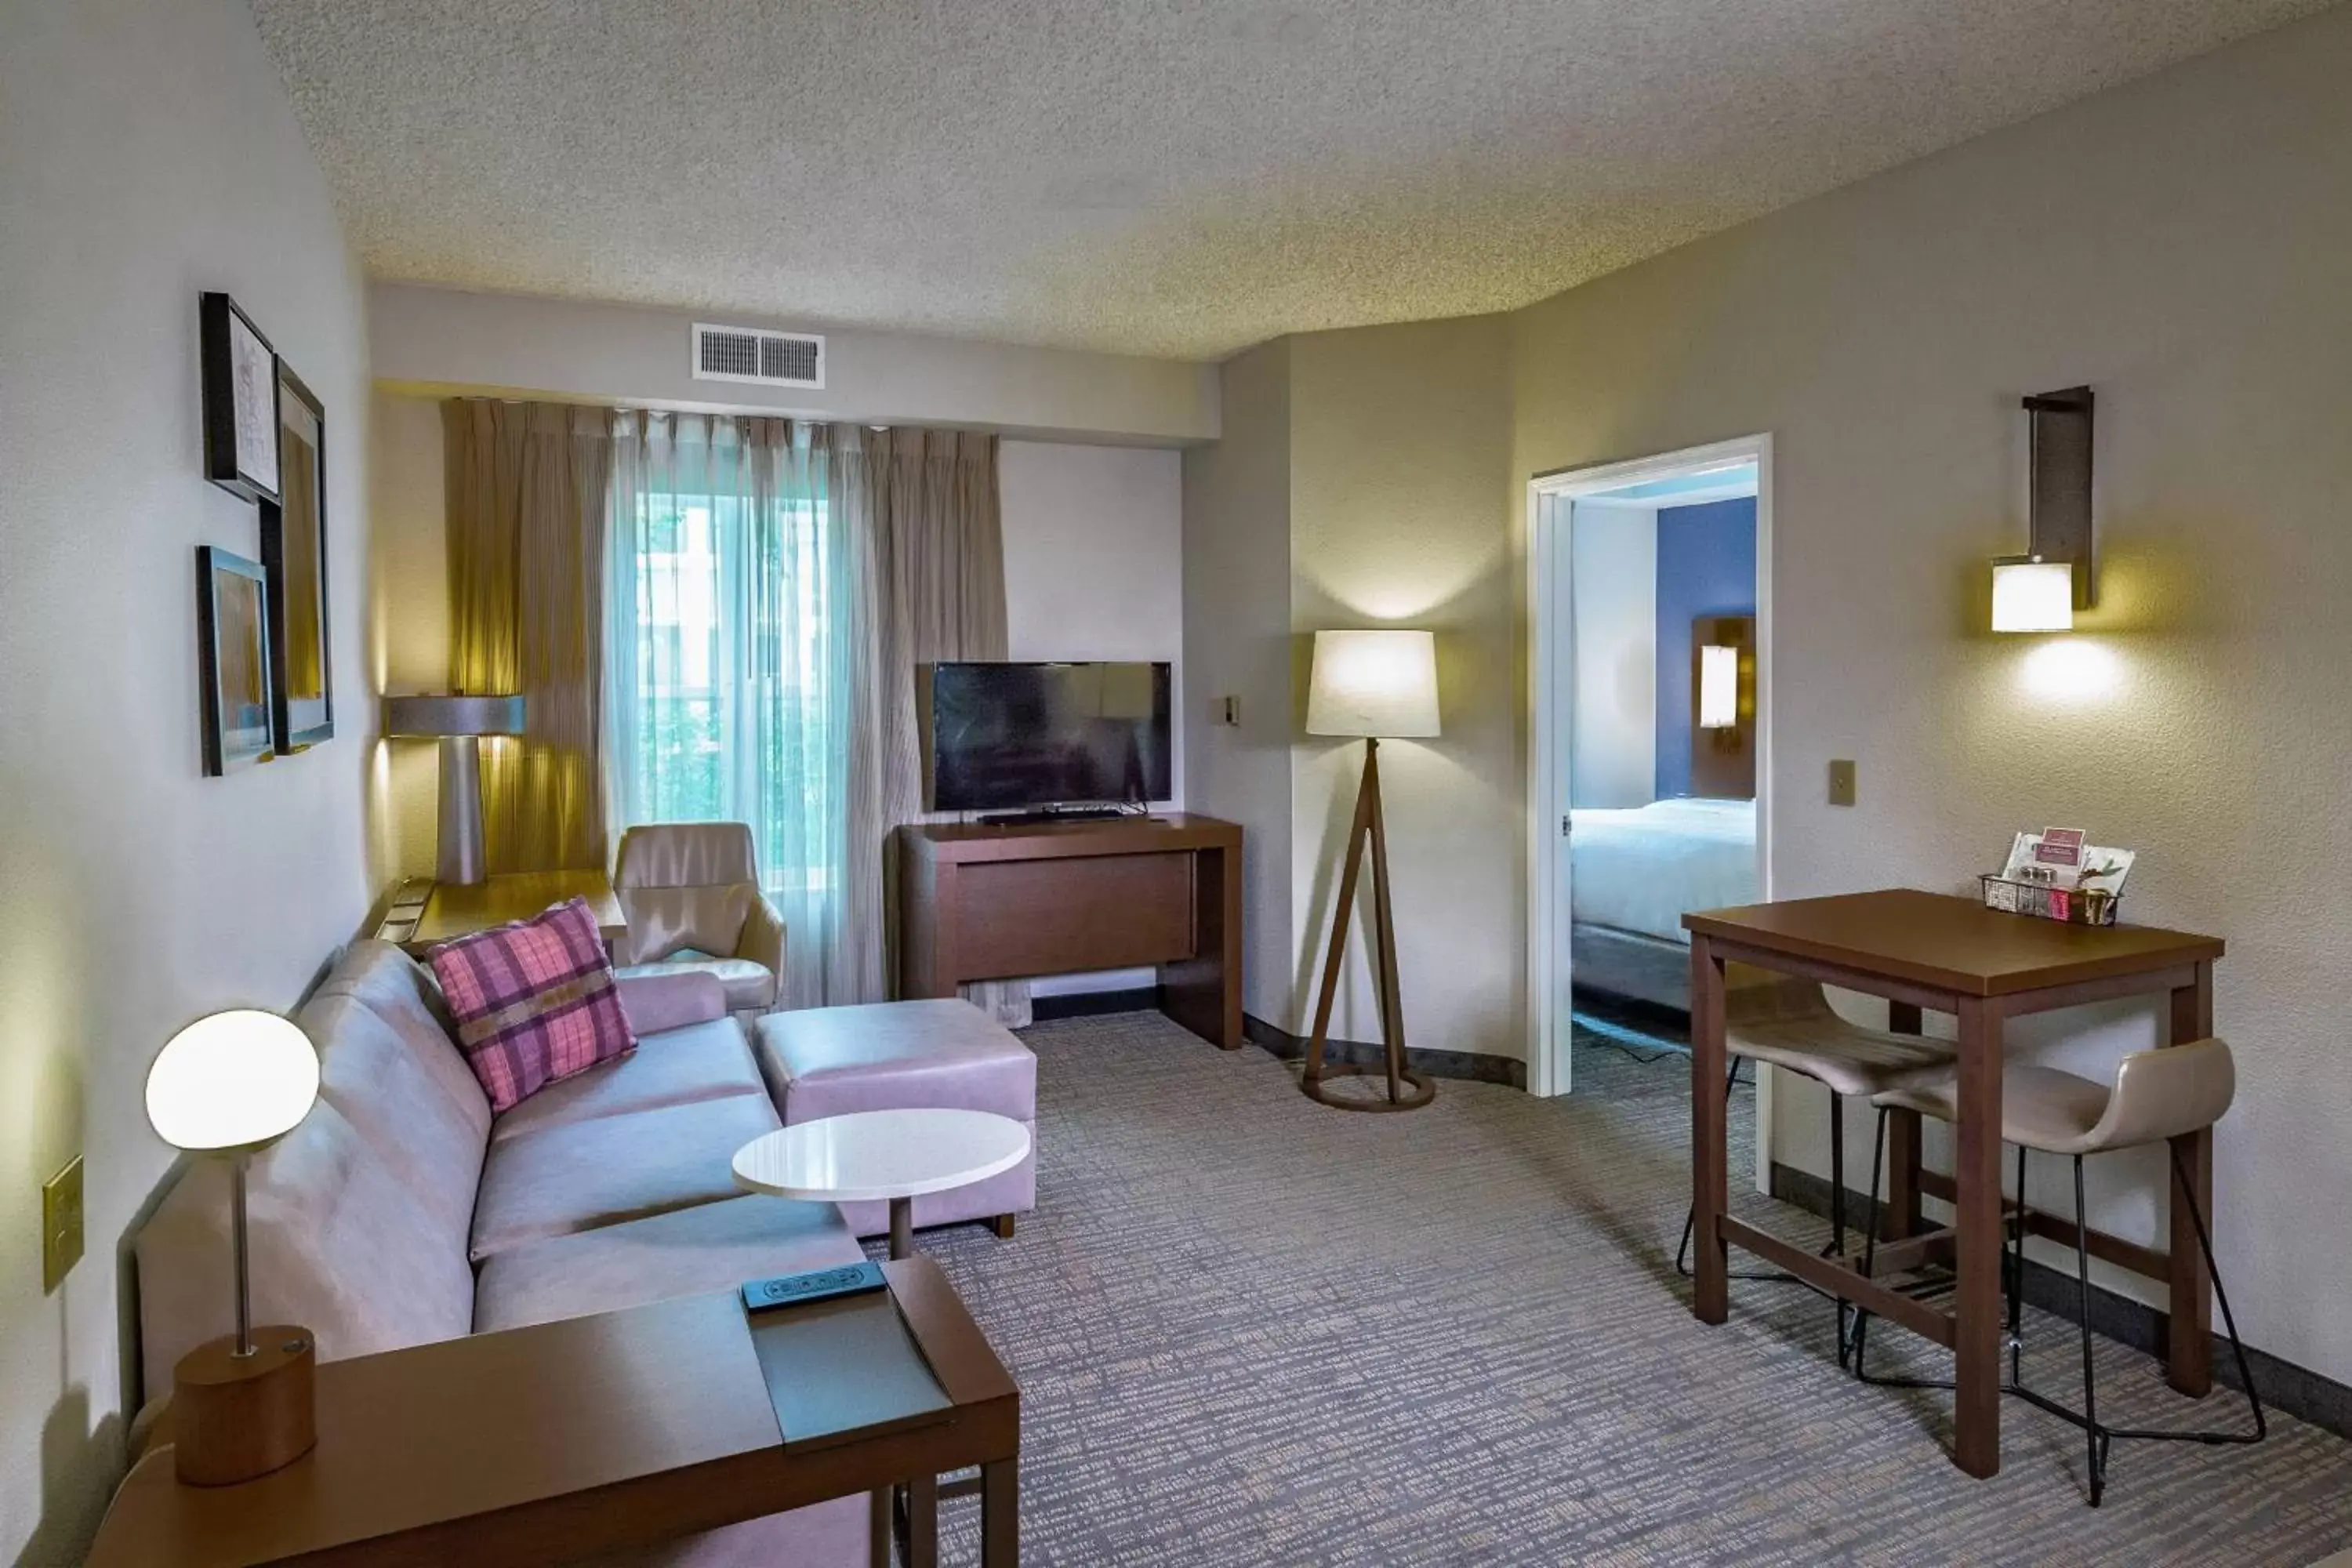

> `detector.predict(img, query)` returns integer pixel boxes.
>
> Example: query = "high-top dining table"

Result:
[1682,887,2224,1478]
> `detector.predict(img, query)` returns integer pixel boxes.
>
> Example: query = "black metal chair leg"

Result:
[1675,1058,1745,1278]
[1846,1105,1889,1373]
[2008,1145,2027,1385]
[2072,1155,2105,1507]
[2168,1142,2267,1443]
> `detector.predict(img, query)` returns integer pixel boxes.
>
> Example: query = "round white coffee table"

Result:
[733,1109,1031,1259]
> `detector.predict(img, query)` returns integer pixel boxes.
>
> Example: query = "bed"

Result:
[1569,796,1757,1012]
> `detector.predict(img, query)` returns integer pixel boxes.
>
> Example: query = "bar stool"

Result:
[1851,1037,2264,1504]
[1677,976,1955,1349]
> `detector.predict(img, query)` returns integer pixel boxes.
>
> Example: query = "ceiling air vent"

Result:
[691,323,826,389]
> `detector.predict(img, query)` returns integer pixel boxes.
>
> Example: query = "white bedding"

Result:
[1570,797,1758,944]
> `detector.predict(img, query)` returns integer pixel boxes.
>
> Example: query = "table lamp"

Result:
[383,693,525,885]
[145,1009,322,1485]
[1301,629,1439,1112]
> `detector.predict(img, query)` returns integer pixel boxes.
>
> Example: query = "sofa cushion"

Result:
[753,1000,1036,1123]
[619,954,775,1013]
[431,897,636,1112]
[615,969,729,1036]
[490,1017,768,1143]
[473,1196,862,1334]
[134,1100,474,1400]
[469,1094,782,1261]
[298,993,486,1247]
[311,939,490,1141]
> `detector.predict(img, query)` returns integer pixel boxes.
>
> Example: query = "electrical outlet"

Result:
[42,1156,83,1294]
[1828,759,1857,808]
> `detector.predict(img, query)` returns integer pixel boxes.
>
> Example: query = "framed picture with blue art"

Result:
[196,546,275,775]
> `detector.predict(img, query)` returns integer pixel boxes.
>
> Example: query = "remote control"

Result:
[741,1261,887,1313]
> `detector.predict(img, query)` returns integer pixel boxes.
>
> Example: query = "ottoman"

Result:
[752,1000,1036,1240]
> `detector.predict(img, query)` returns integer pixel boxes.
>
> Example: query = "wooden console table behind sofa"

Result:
[896,815,1243,1050]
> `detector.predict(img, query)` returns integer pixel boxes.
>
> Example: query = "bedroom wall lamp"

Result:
[1991,387,2094,633]
[1697,644,1739,729]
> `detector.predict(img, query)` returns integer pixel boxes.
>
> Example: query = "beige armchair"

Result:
[611,822,786,1018]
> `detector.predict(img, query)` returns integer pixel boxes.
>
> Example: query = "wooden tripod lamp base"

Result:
[1300,628,1443,1114]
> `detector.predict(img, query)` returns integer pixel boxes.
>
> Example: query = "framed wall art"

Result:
[197,546,275,775]
[263,364,333,751]
[199,292,281,505]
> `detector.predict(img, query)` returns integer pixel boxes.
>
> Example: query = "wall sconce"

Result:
[1698,644,1738,728]
[1991,387,2094,633]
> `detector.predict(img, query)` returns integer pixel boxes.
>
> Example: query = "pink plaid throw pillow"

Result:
[428,897,635,1113]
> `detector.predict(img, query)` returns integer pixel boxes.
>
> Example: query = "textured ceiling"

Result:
[252,0,2328,360]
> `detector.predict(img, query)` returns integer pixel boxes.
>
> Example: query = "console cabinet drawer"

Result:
[954,853,1195,979]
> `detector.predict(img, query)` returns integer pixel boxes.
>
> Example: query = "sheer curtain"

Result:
[603,412,855,1007]
[602,416,1024,1021]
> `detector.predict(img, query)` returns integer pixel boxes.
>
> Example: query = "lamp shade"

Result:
[1991,557,2074,633]
[1306,630,1439,739]
[145,1010,319,1153]
[383,693,526,738]
[1698,644,1739,728]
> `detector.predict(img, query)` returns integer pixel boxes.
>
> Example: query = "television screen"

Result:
[928,662,1173,812]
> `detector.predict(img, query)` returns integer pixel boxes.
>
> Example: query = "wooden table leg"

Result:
[1951,996,2004,1478]
[869,1488,891,1568]
[982,1457,1018,1568]
[1690,935,1729,1324]
[903,1472,938,1568]
[2167,961,2215,1396]
[1885,1002,1925,1241]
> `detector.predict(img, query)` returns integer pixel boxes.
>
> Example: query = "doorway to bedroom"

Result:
[1526,437,1770,1139]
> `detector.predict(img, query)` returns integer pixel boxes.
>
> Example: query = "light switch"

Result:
[1828,759,1857,807]
[1215,695,1240,727]
[42,1156,83,1294]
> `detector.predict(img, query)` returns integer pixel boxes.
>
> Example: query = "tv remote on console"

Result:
[741,1261,888,1313]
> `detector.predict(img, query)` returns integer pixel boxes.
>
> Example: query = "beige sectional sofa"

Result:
[132,939,869,1566]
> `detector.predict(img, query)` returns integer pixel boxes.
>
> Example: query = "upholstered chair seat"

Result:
[612,822,786,1019]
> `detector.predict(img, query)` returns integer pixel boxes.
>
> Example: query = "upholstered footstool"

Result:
[751,1000,1036,1241]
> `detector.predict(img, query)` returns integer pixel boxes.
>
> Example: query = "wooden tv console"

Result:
[896,814,1243,1048]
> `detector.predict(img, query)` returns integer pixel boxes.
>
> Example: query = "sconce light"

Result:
[1698,644,1739,728]
[1991,387,2093,633]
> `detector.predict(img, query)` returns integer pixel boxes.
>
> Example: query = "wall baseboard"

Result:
[1243,1014,1527,1091]
[1769,1160,2348,1443]
[1027,986,1163,1022]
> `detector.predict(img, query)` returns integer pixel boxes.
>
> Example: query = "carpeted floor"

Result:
[897,1012,2352,1566]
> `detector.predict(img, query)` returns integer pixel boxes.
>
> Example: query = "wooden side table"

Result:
[374,869,626,956]
[85,1258,1019,1566]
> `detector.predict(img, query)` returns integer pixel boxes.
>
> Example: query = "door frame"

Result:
[1523,434,1775,1176]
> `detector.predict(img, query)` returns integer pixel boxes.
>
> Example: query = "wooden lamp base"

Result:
[173,1326,317,1486]
[1303,738,1436,1112]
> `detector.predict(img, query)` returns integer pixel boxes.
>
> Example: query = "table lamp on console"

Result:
[144,1008,321,1485]
[1301,628,1440,1112]
[383,693,526,886]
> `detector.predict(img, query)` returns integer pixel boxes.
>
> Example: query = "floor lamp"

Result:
[1302,629,1439,1112]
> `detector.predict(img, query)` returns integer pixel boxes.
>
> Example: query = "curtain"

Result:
[443,401,611,873]
[601,418,1025,1020]
[603,412,854,1007]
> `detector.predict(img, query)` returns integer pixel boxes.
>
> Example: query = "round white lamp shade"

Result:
[1306,630,1440,739]
[146,1009,320,1153]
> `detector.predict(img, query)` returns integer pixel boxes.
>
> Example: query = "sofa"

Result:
[132,939,869,1566]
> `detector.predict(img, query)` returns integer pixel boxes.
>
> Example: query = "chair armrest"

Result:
[737,891,788,1000]
[615,970,728,1035]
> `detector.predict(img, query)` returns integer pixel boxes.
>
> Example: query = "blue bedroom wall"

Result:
[1654,496,1757,798]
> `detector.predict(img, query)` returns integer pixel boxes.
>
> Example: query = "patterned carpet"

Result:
[896,1012,2352,1566]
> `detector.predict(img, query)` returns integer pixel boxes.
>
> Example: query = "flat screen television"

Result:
[927,661,1172,813]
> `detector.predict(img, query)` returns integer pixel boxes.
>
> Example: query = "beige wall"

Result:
[371,283,1220,446]
[1287,320,1519,1054]
[1181,342,1296,1025]
[1506,5,2352,1380]
[0,1,373,1560]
